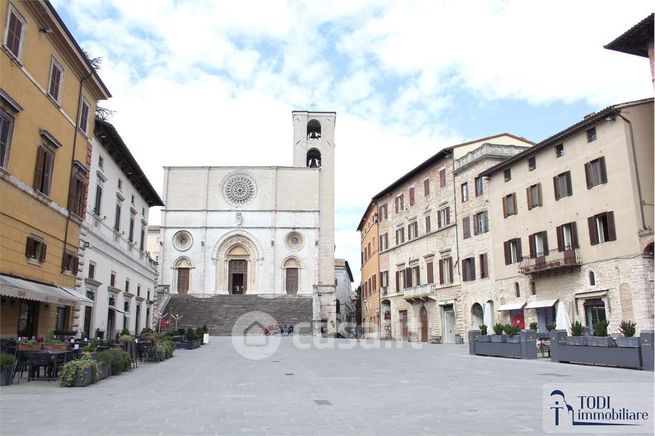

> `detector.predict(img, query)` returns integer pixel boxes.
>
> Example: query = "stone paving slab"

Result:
[0,337,652,435]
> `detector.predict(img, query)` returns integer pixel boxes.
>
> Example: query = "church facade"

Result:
[159,111,337,334]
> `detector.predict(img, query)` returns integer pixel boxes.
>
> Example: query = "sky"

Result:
[52,0,653,284]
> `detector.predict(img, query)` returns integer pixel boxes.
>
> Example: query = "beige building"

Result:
[357,202,380,337]
[480,98,654,335]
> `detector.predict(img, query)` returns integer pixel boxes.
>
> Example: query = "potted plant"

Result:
[491,323,506,343]
[477,324,490,342]
[17,338,41,351]
[546,323,556,332]
[185,328,200,349]
[529,322,538,331]
[44,332,68,351]
[566,321,588,346]
[60,357,97,387]
[588,320,613,347]
[616,321,639,348]
[0,353,15,386]
[505,324,521,343]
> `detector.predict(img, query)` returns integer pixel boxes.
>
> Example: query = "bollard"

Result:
[640,330,654,371]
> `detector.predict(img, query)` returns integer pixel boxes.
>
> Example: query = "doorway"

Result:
[229,260,247,294]
[399,310,409,341]
[17,300,39,337]
[83,306,92,339]
[442,304,455,343]
[420,306,428,342]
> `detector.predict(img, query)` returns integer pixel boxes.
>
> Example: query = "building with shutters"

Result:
[0,1,110,338]
[480,98,654,335]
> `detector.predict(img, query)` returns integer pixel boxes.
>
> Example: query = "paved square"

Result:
[1,337,652,435]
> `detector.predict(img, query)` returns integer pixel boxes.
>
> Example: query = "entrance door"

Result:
[83,306,92,339]
[420,306,428,342]
[399,310,409,341]
[442,305,455,343]
[17,300,39,337]
[229,260,247,294]
[177,268,189,294]
[286,268,298,294]
[107,309,115,340]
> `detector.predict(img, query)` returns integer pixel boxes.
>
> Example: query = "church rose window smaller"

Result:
[286,232,304,250]
[224,173,256,206]
[173,230,193,251]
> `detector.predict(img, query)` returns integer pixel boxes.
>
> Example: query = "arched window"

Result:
[471,303,484,328]
[514,282,520,297]
[307,119,321,140]
[284,258,300,294]
[589,270,596,286]
[306,148,321,168]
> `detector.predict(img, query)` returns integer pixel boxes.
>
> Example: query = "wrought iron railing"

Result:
[404,284,436,299]
[519,249,582,274]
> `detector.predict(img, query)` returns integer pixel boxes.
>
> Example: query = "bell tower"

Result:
[292,111,336,335]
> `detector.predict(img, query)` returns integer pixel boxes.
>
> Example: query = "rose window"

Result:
[224,174,256,206]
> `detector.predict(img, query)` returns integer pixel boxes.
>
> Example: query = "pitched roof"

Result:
[604,14,654,57]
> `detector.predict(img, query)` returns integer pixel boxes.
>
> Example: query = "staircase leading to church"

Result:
[166,294,314,335]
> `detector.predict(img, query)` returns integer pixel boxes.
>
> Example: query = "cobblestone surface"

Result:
[0,337,652,435]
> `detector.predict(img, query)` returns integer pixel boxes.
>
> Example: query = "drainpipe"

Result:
[614,112,647,230]
[450,151,461,277]
[376,210,381,339]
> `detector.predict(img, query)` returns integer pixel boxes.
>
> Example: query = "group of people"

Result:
[262,324,294,336]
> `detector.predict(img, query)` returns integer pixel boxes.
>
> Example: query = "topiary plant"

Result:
[505,324,520,337]
[546,323,556,332]
[493,323,504,335]
[593,320,609,337]
[186,327,196,341]
[529,322,538,331]
[479,325,488,336]
[195,327,204,340]
[619,320,636,337]
[202,324,208,333]
[0,353,15,370]
[570,321,584,336]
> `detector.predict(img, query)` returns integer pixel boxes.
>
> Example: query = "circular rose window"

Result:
[173,230,193,251]
[286,232,304,251]
[224,174,256,206]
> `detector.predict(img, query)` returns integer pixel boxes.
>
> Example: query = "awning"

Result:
[574,289,608,299]
[108,306,127,314]
[525,299,558,309]
[59,286,94,306]
[497,302,526,311]
[0,274,79,306]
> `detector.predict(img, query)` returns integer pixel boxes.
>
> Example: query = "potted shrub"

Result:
[17,338,41,351]
[195,327,204,344]
[477,325,490,342]
[185,328,200,349]
[616,321,639,348]
[60,357,97,387]
[44,332,68,351]
[505,324,521,343]
[95,351,113,380]
[529,322,538,331]
[588,320,613,347]
[0,353,15,386]
[566,321,588,346]
[546,323,556,332]
[491,323,506,343]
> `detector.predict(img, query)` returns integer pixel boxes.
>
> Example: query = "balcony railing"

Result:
[404,284,437,300]
[519,249,582,275]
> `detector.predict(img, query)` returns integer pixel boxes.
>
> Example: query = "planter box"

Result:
[474,341,522,359]
[44,343,68,351]
[95,362,111,381]
[477,335,491,343]
[506,335,520,343]
[616,337,640,348]
[73,367,94,387]
[18,343,42,351]
[469,331,537,360]
[185,340,201,350]
[0,368,12,386]
[490,335,506,343]
[588,336,614,347]
[565,336,588,346]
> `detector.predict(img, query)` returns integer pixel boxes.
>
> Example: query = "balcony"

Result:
[404,284,437,302]
[519,249,582,275]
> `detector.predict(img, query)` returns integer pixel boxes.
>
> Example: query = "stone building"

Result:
[160,111,337,335]
[76,119,163,339]
[334,259,355,329]
[0,1,110,338]
[480,98,654,335]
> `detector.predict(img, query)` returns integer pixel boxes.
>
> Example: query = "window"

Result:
[585,157,607,188]
[79,99,90,134]
[407,265,420,287]
[439,169,446,187]
[556,222,579,251]
[515,282,520,297]
[33,146,55,196]
[380,233,388,251]
[409,187,415,206]
[140,227,145,251]
[423,179,430,196]
[395,269,406,292]
[584,299,606,327]
[93,184,103,216]
[528,156,536,171]
[437,207,450,228]
[479,253,488,279]
[589,271,596,286]
[68,163,87,218]
[62,251,79,274]
[526,183,542,209]
[131,195,135,205]
[528,231,549,258]
[114,202,121,231]
[128,212,136,243]
[462,216,471,239]
[380,271,389,288]
[474,177,484,197]
[98,155,104,169]
[553,171,572,199]
[425,215,431,233]
[461,182,469,202]
[25,236,46,263]
[0,109,13,167]
[378,204,388,221]
[395,228,405,245]
[407,222,418,240]
[588,211,616,245]
[55,307,68,332]
[502,193,517,217]
[88,262,96,279]
[439,257,453,285]
[137,285,141,297]
[504,238,522,265]
[125,279,130,293]
[3,6,25,59]
[462,257,476,282]
[586,127,597,143]
[473,211,488,235]
[110,272,116,287]
[555,144,564,158]
[530,281,536,295]
[48,58,63,103]
[426,261,434,284]
[504,168,511,182]
[394,194,404,213]
[118,179,123,191]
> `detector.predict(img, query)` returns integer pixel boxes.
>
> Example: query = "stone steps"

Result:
[167,294,313,335]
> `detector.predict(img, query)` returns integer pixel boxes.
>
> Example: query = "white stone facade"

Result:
[334,259,355,327]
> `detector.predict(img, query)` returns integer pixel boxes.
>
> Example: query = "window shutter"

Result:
[516,239,522,261]
[600,157,607,184]
[414,266,420,286]
[606,211,616,241]
[471,259,476,280]
[504,241,510,265]
[482,254,488,278]
[529,234,536,258]
[405,268,412,288]
[437,211,442,228]
[553,176,560,200]
[483,211,489,232]
[463,217,470,239]
[25,238,32,257]
[566,172,572,196]
[585,162,592,188]
[42,152,53,196]
[526,187,531,210]
[33,147,45,191]
[473,214,479,235]
[395,271,400,292]
[445,208,450,224]
[427,262,433,284]
[588,216,598,245]
[556,225,564,251]
[542,231,549,254]
[502,197,507,217]
[512,194,517,214]
[571,222,579,248]
[439,260,444,285]
[72,256,79,275]
[537,184,543,206]
[40,243,47,262]
[409,188,415,205]
[424,179,429,196]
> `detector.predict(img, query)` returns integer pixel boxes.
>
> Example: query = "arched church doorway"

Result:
[174,257,192,294]
[420,306,428,343]
[227,245,249,294]
[284,257,300,294]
